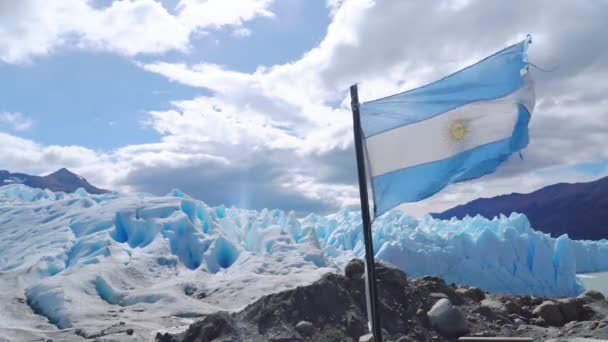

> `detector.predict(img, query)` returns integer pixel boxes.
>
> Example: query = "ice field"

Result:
[1,184,607,340]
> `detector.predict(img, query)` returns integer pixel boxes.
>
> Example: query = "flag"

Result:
[359,39,535,215]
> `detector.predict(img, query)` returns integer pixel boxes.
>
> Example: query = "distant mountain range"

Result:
[433,175,608,241]
[0,168,109,194]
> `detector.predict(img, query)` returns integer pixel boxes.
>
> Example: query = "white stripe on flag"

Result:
[365,83,533,177]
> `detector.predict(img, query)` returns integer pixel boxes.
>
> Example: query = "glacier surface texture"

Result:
[1,184,607,340]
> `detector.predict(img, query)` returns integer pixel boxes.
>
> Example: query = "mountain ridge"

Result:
[0,168,109,194]
[433,175,608,240]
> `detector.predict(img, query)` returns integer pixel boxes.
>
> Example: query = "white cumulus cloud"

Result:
[0,0,274,63]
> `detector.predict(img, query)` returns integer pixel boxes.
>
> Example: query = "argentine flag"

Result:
[360,39,535,215]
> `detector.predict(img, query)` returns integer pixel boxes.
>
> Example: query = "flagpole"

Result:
[350,84,383,342]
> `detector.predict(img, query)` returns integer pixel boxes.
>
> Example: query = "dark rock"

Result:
[422,276,444,283]
[533,301,564,326]
[578,290,606,302]
[180,313,234,342]
[345,312,365,338]
[427,299,468,337]
[375,261,407,288]
[126,328,134,335]
[519,295,532,306]
[557,298,584,322]
[417,277,464,305]
[456,287,485,302]
[531,296,544,306]
[295,320,313,337]
[415,308,428,326]
[184,285,196,296]
[157,265,608,342]
[345,259,365,280]
[156,332,173,342]
[504,300,522,315]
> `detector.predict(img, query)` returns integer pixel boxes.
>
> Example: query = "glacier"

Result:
[1,184,608,340]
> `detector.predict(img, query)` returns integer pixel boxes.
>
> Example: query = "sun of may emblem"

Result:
[446,119,470,146]
[450,120,467,140]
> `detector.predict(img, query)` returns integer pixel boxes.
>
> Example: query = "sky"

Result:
[1,0,607,216]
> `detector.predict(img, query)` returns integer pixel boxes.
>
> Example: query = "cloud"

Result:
[2,0,608,216]
[117,145,353,214]
[0,132,106,175]
[0,0,274,63]
[137,0,608,214]
[0,112,33,131]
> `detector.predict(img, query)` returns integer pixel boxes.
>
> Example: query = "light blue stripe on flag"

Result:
[359,40,534,215]
[361,41,529,138]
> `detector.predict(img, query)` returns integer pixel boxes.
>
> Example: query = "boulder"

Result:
[504,300,522,315]
[532,301,565,326]
[577,290,605,302]
[481,299,507,312]
[345,259,365,280]
[456,287,486,302]
[376,262,407,288]
[418,277,464,305]
[557,298,584,322]
[295,320,314,337]
[427,299,468,337]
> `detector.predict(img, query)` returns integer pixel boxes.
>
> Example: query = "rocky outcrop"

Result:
[157,261,608,342]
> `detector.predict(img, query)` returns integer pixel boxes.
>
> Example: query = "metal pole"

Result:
[350,84,383,342]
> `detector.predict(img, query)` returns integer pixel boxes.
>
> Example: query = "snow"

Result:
[1,184,608,340]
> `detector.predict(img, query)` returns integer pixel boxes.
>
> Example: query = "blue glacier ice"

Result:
[315,209,608,296]
[2,184,608,338]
